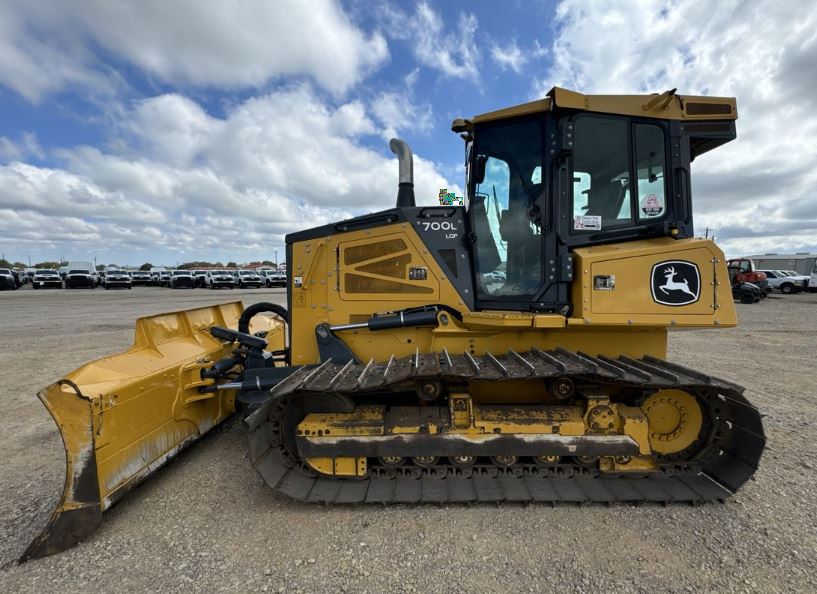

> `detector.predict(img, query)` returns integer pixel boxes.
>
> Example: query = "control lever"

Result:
[209,326,268,350]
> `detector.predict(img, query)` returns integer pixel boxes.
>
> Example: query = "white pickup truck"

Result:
[757,270,805,294]
[777,270,811,291]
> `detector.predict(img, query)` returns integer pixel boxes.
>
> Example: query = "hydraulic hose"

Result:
[238,302,289,334]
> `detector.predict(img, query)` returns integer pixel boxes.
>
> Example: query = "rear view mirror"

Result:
[474,155,487,185]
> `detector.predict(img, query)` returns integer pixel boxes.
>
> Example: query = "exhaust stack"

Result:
[389,138,415,208]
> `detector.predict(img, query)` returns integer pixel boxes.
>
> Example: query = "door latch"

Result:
[593,275,615,291]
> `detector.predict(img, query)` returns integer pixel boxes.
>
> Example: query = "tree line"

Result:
[138,260,279,271]
[0,258,280,271]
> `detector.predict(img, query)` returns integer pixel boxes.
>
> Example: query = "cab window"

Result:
[571,116,669,234]
[571,116,632,232]
[470,120,543,299]
[635,124,668,220]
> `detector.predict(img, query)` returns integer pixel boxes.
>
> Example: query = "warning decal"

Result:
[574,215,602,231]
[640,193,664,217]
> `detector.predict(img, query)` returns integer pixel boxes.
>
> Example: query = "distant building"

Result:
[743,253,817,276]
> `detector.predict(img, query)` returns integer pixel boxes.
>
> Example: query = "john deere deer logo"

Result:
[659,266,696,298]
[651,261,700,306]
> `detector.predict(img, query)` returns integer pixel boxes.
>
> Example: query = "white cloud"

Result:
[0,2,116,102]
[537,0,817,256]
[0,133,44,162]
[0,0,388,101]
[0,137,22,162]
[371,91,434,139]
[368,68,435,139]
[330,101,377,137]
[0,161,166,223]
[125,94,218,166]
[381,2,480,81]
[0,86,459,264]
[404,68,421,90]
[490,41,527,73]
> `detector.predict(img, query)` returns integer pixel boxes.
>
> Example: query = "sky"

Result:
[0,0,815,267]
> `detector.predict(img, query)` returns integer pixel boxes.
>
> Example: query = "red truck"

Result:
[727,258,769,293]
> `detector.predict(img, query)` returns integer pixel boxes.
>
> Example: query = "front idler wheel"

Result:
[641,389,705,457]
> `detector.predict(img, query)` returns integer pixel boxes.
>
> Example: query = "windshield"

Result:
[36,269,58,275]
[470,119,543,299]
[69,269,90,274]
[239,271,255,276]
[211,270,226,275]
[0,269,10,274]
[173,271,189,276]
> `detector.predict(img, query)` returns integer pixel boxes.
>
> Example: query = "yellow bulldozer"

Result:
[23,87,765,561]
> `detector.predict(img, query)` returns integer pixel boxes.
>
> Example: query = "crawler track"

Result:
[247,349,765,504]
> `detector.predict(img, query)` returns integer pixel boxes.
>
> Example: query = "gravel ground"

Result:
[0,286,815,593]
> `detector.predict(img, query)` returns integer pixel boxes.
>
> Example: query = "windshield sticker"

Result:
[640,193,664,217]
[574,215,602,231]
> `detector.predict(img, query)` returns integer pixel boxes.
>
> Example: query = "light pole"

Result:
[274,249,278,268]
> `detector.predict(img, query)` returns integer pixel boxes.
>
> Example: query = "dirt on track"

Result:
[0,286,815,593]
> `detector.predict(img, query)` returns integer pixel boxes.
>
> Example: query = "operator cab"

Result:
[456,86,737,312]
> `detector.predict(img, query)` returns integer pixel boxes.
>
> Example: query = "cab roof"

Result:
[453,86,737,130]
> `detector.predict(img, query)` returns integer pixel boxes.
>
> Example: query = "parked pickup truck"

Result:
[64,268,96,289]
[130,271,152,286]
[170,270,195,289]
[778,270,810,291]
[32,269,63,289]
[756,270,805,294]
[102,269,132,289]
[149,267,170,286]
[265,270,287,287]
[0,268,18,290]
[235,269,264,288]
[191,270,208,288]
[206,270,235,289]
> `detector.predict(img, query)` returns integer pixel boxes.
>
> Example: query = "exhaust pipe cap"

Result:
[389,138,415,207]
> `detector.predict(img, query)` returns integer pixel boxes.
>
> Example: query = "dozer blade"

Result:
[22,302,278,561]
